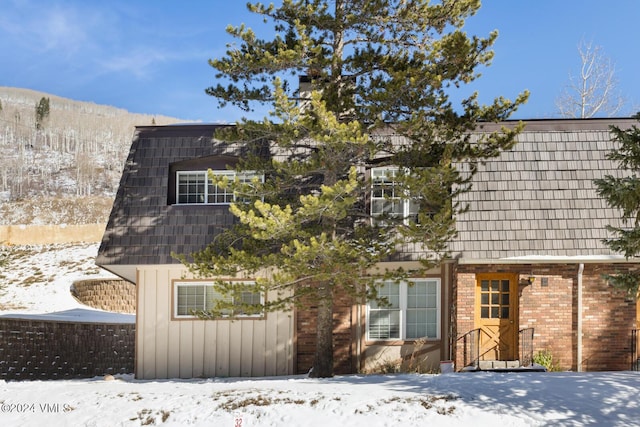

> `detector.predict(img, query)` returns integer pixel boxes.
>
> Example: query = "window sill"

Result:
[172,315,266,321]
[170,203,231,207]
[365,338,440,346]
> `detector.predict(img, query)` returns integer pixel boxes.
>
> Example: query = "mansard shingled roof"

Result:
[98,118,637,275]
[96,124,246,269]
[449,117,635,260]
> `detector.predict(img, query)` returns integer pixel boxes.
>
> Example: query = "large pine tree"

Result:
[595,114,640,298]
[184,0,528,377]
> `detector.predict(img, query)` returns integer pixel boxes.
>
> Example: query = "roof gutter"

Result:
[456,256,632,265]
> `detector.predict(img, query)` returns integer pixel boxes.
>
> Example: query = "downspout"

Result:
[356,299,362,372]
[447,262,453,361]
[577,263,584,372]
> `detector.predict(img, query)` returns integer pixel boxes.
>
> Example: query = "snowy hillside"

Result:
[0,242,118,313]
[1,243,640,426]
[0,196,114,225]
[0,87,187,225]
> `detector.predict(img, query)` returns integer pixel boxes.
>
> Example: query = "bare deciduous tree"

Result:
[556,40,625,118]
[0,87,183,202]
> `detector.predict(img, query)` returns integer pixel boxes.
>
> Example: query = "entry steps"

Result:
[461,360,547,372]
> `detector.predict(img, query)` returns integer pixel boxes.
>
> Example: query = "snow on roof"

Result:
[458,254,630,264]
[0,308,134,324]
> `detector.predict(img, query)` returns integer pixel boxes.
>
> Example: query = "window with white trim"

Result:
[370,167,419,225]
[367,278,440,340]
[174,281,263,318]
[176,170,263,205]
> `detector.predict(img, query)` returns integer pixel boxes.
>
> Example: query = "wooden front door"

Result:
[475,273,518,361]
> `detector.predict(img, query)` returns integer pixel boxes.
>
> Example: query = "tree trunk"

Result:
[310,284,334,378]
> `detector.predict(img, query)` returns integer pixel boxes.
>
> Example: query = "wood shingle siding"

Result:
[451,118,636,260]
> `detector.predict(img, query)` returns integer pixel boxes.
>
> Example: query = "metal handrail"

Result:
[519,327,534,367]
[457,328,480,368]
[458,327,535,369]
[632,329,638,371]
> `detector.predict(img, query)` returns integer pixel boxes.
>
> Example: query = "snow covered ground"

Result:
[0,242,132,322]
[1,243,640,426]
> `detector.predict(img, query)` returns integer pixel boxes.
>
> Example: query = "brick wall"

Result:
[518,264,576,369]
[71,279,136,314]
[0,318,134,380]
[581,264,637,371]
[295,291,355,375]
[454,263,638,372]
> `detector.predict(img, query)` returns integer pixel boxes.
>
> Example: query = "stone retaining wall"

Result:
[71,279,136,314]
[0,318,135,380]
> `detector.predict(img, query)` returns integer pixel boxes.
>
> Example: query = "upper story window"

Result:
[176,170,263,205]
[370,167,419,224]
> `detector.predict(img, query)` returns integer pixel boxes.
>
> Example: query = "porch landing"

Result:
[461,360,547,372]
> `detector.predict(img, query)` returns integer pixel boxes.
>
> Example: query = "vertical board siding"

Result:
[166,269,181,379]
[203,321,217,376]
[241,321,254,376]
[179,321,193,378]
[215,321,230,376]
[191,321,206,378]
[276,310,293,375]
[135,266,295,379]
[140,269,157,378]
[264,311,278,375]
[252,320,267,376]
[155,269,170,379]
[228,321,242,376]
[135,269,143,378]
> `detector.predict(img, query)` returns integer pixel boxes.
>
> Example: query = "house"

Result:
[96,118,640,379]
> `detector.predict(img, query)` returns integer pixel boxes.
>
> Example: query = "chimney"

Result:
[298,75,314,112]
[298,74,356,117]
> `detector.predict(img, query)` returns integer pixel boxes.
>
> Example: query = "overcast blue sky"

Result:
[1,1,638,123]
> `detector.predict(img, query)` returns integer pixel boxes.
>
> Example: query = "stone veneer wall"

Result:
[0,318,134,380]
[71,279,136,314]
